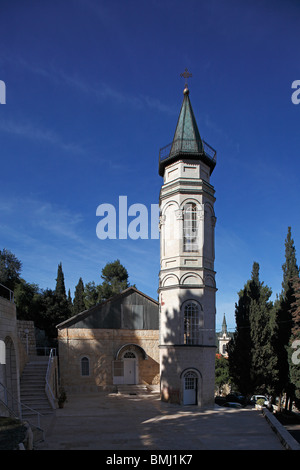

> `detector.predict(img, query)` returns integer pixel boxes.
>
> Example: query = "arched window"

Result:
[123,351,136,359]
[183,203,198,252]
[184,371,198,389]
[183,302,201,345]
[81,357,90,376]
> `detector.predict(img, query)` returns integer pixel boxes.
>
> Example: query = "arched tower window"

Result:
[183,203,198,252]
[81,356,90,376]
[183,302,201,345]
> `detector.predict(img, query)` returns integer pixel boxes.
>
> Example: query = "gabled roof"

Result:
[56,286,158,330]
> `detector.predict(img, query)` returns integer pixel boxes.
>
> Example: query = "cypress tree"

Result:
[248,264,277,395]
[55,262,66,299]
[227,265,255,396]
[274,227,299,410]
[228,262,276,396]
[288,276,300,404]
[67,288,73,313]
[73,277,85,314]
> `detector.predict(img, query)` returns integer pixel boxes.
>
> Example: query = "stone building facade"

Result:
[57,287,159,393]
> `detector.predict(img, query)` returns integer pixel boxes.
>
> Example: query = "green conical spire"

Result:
[221,313,228,335]
[158,85,216,177]
[170,86,203,155]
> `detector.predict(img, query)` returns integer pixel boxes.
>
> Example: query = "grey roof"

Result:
[56,287,159,330]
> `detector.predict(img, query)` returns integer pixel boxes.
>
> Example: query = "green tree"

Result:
[84,281,99,309]
[55,262,66,299]
[228,262,276,396]
[67,288,73,312]
[73,277,85,314]
[0,248,22,293]
[14,279,41,321]
[37,289,71,341]
[288,276,300,405]
[248,265,277,395]
[227,270,253,396]
[273,227,299,410]
[98,260,129,301]
[215,354,231,395]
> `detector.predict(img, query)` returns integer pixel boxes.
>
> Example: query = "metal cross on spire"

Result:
[180,68,192,87]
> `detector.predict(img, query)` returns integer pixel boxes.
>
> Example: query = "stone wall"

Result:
[17,320,36,356]
[58,328,159,394]
[0,296,21,413]
[17,320,36,374]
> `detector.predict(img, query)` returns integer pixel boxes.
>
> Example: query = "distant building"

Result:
[217,314,231,357]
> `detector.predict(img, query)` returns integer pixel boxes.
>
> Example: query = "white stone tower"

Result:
[158,79,217,406]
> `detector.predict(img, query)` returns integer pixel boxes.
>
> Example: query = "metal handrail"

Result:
[36,346,57,356]
[45,348,56,409]
[0,381,42,429]
[0,283,14,302]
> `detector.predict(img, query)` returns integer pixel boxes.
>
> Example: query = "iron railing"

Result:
[0,283,14,302]
[159,138,217,164]
[0,381,43,430]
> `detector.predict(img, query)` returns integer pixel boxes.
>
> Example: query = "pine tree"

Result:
[274,227,299,410]
[55,262,66,299]
[98,260,129,301]
[73,277,85,314]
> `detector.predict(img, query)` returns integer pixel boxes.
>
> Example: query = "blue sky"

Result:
[1,0,300,331]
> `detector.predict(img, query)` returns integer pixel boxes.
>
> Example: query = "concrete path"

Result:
[36,392,284,450]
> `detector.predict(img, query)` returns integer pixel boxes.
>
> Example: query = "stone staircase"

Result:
[117,384,152,395]
[20,358,54,424]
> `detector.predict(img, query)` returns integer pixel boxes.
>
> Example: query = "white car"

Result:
[250,395,270,406]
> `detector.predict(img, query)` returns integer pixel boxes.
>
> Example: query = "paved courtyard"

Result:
[36,391,285,450]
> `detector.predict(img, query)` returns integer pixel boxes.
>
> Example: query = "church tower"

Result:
[218,313,230,357]
[158,76,217,406]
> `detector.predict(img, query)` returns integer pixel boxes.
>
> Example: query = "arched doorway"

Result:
[123,351,137,384]
[113,343,148,386]
[182,370,198,405]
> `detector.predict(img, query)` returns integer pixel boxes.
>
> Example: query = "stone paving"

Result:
[35,391,286,451]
